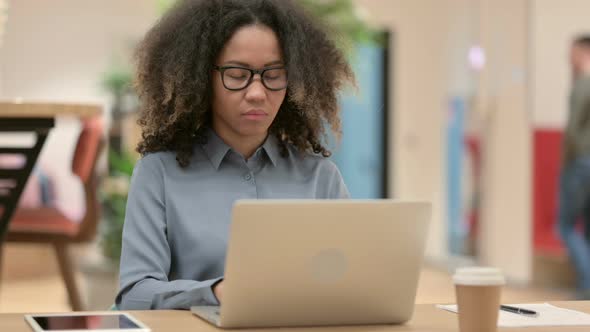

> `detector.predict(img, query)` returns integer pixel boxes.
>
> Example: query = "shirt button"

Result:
[244,173,252,181]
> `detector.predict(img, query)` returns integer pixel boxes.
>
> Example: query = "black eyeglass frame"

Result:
[213,65,288,91]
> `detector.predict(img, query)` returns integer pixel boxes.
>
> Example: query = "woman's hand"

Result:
[213,281,224,303]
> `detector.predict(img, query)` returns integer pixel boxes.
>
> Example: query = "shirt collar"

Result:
[201,129,280,170]
[261,134,280,167]
[202,129,231,170]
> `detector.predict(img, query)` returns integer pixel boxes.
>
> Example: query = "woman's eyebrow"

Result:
[222,60,284,67]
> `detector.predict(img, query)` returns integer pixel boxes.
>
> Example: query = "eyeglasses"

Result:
[213,65,288,91]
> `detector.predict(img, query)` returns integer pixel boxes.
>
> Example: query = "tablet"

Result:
[24,313,150,332]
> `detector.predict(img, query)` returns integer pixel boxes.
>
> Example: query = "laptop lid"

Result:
[216,199,431,328]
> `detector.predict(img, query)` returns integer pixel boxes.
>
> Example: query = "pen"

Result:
[500,305,539,317]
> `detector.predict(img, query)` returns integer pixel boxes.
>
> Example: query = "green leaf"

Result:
[108,148,136,177]
[100,64,133,97]
[298,0,383,54]
[156,0,177,15]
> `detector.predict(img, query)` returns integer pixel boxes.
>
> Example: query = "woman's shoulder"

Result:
[284,144,340,174]
[134,151,177,173]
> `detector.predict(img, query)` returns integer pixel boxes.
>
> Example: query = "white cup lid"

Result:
[453,267,505,286]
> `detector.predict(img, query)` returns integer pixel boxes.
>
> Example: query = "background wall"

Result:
[356,0,452,263]
[476,0,531,283]
[358,0,532,282]
[1,0,156,102]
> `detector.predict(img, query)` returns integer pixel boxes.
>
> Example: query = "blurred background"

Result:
[0,0,586,312]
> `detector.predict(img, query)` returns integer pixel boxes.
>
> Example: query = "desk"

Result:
[2,302,589,332]
[0,102,102,239]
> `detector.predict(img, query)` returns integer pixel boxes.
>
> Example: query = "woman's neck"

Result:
[212,126,267,160]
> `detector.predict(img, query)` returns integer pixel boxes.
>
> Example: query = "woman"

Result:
[116,0,354,310]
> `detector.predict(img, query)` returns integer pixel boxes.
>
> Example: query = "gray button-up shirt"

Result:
[116,129,349,310]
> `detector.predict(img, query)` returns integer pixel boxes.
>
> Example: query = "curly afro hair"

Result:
[135,0,355,167]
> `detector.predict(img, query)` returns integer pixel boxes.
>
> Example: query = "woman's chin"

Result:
[235,123,272,138]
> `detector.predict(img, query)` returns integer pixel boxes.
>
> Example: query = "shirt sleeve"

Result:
[115,156,222,310]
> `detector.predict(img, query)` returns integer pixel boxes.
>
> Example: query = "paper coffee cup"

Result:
[453,267,505,332]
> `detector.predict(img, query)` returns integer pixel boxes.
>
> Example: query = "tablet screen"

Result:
[31,314,141,330]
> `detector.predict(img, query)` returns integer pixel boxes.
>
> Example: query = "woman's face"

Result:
[211,24,287,144]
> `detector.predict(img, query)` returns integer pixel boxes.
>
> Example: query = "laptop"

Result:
[191,199,431,328]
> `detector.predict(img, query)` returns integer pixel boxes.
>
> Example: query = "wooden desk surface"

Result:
[0,101,102,118]
[2,302,590,332]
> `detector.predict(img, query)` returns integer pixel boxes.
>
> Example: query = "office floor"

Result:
[0,244,575,313]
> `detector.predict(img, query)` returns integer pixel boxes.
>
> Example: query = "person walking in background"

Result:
[558,35,590,300]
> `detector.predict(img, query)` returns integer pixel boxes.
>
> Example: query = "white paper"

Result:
[435,303,590,327]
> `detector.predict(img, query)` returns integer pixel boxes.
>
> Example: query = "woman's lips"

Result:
[242,110,268,120]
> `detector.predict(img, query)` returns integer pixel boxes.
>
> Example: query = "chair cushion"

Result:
[9,207,79,237]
